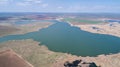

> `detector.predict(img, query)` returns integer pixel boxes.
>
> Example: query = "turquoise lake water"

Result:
[0,21,120,56]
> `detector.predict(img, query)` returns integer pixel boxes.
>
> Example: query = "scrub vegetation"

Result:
[0,39,120,67]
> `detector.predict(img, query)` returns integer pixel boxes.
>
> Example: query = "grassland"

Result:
[0,49,33,67]
[0,39,120,67]
[72,22,120,37]
[0,39,68,67]
[0,22,53,37]
[16,22,53,35]
[62,18,103,24]
[0,25,20,37]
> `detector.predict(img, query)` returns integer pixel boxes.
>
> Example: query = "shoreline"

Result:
[68,22,120,38]
[0,39,120,67]
[0,21,120,67]
[0,22,54,37]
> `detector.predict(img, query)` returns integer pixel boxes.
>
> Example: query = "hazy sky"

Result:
[0,0,120,13]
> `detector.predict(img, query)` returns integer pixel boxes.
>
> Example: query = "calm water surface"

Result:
[0,21,120,56]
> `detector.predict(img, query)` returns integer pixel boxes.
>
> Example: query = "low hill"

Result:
[0,49,33,67]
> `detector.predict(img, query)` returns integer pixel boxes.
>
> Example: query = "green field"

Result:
[63,18,102,24]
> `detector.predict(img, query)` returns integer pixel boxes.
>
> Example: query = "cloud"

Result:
[34,0,42,4]
[58,6,63,9]
[24,0,42,4]
[16,0,42,6]
[17,2,31,6]
[0,0,8,2]
[42,3,48,8]
[68,6,83,11]
[0,0,9,5]
[25,0,33,1]
[67,5,114,12]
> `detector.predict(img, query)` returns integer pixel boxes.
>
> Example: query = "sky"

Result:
[0,0,120,13]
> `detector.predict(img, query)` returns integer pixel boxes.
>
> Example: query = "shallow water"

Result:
[0,21,120,56]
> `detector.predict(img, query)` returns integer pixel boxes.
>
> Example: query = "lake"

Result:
[0,21,120,56]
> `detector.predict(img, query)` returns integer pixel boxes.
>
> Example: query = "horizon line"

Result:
[0,12,120,14]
